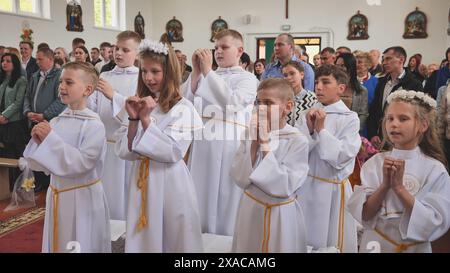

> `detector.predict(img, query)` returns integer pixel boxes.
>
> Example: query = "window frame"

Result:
[0,0,51,20]
[94,0,126,31]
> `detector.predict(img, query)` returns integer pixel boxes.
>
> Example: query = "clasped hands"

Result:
[382,157,406,192]
[31,120,51,145]
[306,108,326,135]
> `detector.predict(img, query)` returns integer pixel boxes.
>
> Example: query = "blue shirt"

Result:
[261,56,315,91]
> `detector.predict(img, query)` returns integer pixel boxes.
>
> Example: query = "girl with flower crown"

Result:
[348,90,450,253]
[114,39,204,253]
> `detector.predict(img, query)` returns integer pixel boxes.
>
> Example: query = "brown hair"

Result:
[137,43,182,113]
[315,64,349,86]
[37,47,55,60]
[213,29,243,44]
[75,46,91,63]
[382,96,447,168]
[283,60,305,73]
[116,30,141,44]
[257,78,294,101]
[63,61,99,89]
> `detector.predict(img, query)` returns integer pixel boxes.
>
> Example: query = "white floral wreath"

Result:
[387,90,437,108]
[139,39,169,55]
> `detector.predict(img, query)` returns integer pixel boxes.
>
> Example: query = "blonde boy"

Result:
[24,62,110,253]
[295,64,360,252]
[231,78,309,252]
[183,29,258,236]
[89,30,141,221]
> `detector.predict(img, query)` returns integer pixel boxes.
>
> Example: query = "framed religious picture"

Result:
[66,0,83,32]
[210,16,228,42]
[347,11,369,40]
[166,16,184,43]
[134,12,145,39]
[447,7,450,36]
[403,7,428,39]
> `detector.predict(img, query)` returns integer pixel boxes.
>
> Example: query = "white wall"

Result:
[151,0,450,65]
[0,0,153,53]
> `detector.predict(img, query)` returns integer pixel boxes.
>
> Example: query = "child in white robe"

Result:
[89,31,140,221]
[115,39,203,253]
[295,64,360,253]
[231,78,309,253]
[23,62,110,253]
[348,90,450,253]
[183,29,258,236]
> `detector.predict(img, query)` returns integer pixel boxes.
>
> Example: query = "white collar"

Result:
[111,66,139,75]
[215,66,245,74]
[315,100,353,115]
[390,146,421,160]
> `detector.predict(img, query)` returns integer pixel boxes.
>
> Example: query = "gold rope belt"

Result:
[244,191,296,253]
[201,116,248,128]
[49,179,101,253]
[136,157,150,232]
[374,228,424,253]
[308,175,347,252]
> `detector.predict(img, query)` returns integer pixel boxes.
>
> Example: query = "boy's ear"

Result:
[337,83,346,95]
[237,46,244,57]
[84,84,94,97]
[285,99,294,114]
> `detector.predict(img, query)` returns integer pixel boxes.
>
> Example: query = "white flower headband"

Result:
[138,39,169,55]
[387,90,437,108]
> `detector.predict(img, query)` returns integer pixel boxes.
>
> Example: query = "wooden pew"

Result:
[0,157,19,201]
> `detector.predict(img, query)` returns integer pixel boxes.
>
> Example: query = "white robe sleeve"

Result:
[112,91,129,118]
[23,122,106,178]
[249,136,309,198]
[315,116,361,170]
[88,91,99,112]
[22,139,51,174]
[114,123,140,161]
[399,171,450,242]
[347,155,382,229]
[181,74,203,103]
[195,71,257,111]
[230,140,254,190]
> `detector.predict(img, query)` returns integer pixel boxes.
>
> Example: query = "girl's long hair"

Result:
[381,97,447,168]
[0,53,22,87]
[136,44,182,113]
[337,53,364,94]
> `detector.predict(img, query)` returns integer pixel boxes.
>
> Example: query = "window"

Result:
[0,0,50,19]
[94,0,126,30]
[256,36,322,64]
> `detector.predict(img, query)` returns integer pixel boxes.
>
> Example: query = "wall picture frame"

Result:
[403,7,428,39]
[210,16,228,42]
[347,11,369,40]
[134,12,145,39]
[166,16,184,43]
[66,0,83,32]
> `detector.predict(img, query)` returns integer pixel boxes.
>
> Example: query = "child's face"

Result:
[385,101,427,150]
[59,69,93,110]
[115,39,139,68]
[282,65,304,91]
[256,88,293,129]
[141,58,164,94]
[214,36,243,68]
[315,75,345,106]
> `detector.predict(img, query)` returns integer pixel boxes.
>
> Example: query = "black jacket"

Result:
[25,57,39,82]
[367,71,423,139]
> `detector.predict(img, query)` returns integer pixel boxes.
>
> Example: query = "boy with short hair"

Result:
[23,62,110,253]
[296,64,360,252]
[183,29,258,236]
[89,30,141,221]
[231,78,309,252]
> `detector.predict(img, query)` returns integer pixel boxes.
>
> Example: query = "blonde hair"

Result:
[63,61,99,88]
[258,78,294,101]
[355,51,372,70]
[137,43,182,113]
[213,29,243,44]
[382,97,447,167]
[116,30,142,44]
